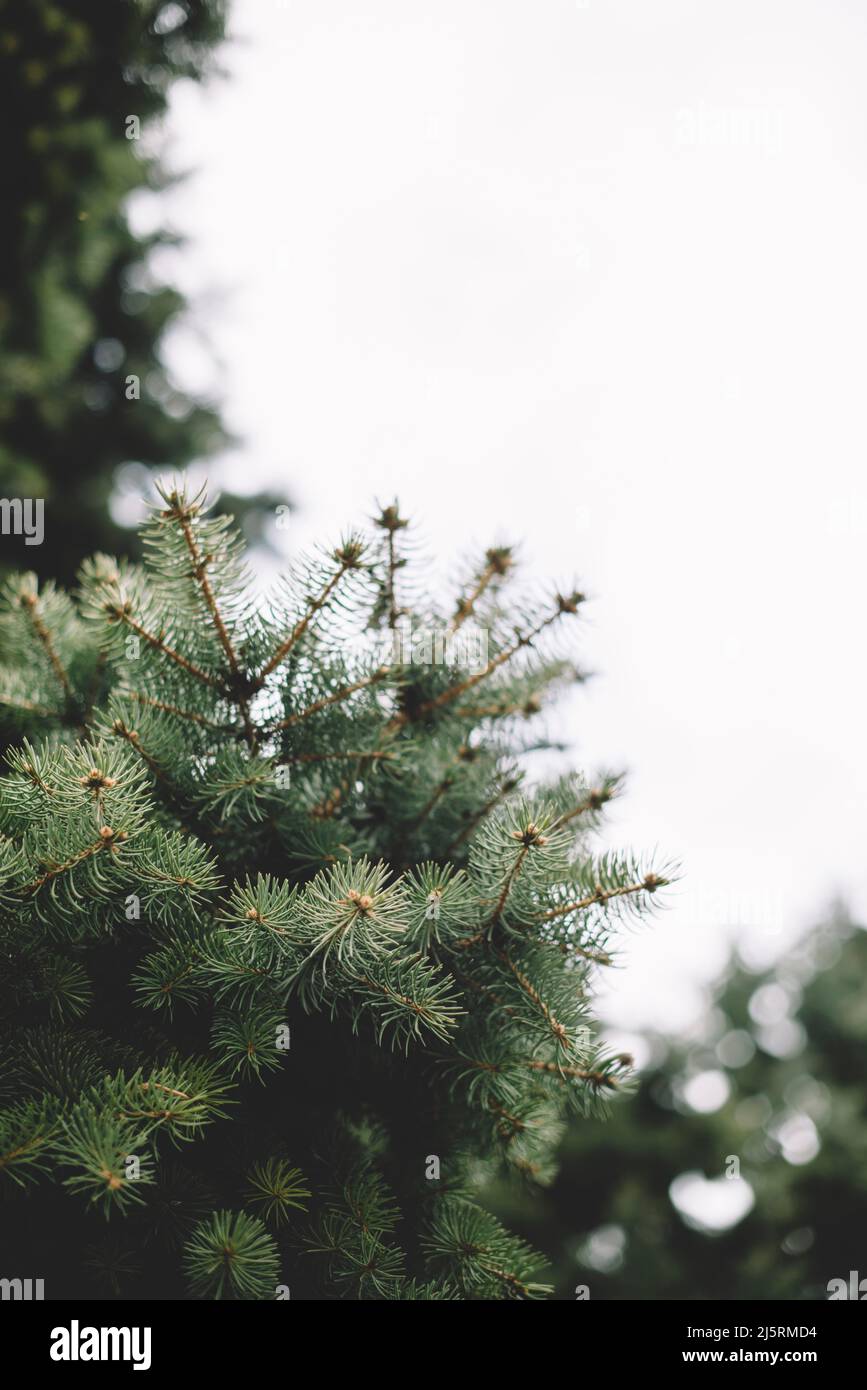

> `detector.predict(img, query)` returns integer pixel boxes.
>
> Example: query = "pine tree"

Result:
[0,480,672,1300]
[0,0,286,583]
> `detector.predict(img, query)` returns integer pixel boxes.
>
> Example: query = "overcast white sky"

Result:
[132,0,867,1031]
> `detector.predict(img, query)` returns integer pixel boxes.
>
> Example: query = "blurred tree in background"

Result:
[0,0,283,582]
[487,905,867,1299]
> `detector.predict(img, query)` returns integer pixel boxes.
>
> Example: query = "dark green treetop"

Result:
[0,0,241,582]
[0,481,671,1298]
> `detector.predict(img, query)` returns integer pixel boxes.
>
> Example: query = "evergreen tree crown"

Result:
[0,480,672,1299]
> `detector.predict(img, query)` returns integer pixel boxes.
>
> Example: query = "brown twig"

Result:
[20,592,74,704]
[169,500,258,751]
[17,831,125,897]
[450,547,512,633]
[272,666,391,730]
[124,690,230,731]
[256,556,356,685]
[107,606,229,694]
[494,945,571,1050]
[537,875,664,924]
[387,597,580,732]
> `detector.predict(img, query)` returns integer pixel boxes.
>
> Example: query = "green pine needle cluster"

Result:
[0,480,673,1299]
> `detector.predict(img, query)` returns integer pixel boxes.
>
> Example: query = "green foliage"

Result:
[183,1210,280,1300]
[0,480,671,1298]
[0,0,292,584]
[423,1197,553,1299]
[0,1096,59,1186]
[489,906,867,1300]
[245,1158,311,1228]
[0,0,232,583]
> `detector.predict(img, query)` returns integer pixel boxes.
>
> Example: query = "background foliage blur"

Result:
[486,906,867,1299]
[0,0,284,582]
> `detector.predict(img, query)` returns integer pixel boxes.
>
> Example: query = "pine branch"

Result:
[110,717,175,789]
[183,1211,280,1300]
[493,946,572,1053]
[255,540,366,685]
[19,589,75,705]
[161,489,259,750]
[16,829,124,898]
[106,603,231,694]
[536,871,668,923]
[387,592,584,730]
[450,546,513,632]
[373,502,409,628]
[124,690,231,732]
[524,1058,626,1087]
[271,666,392,730]
[0,692,54,719]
